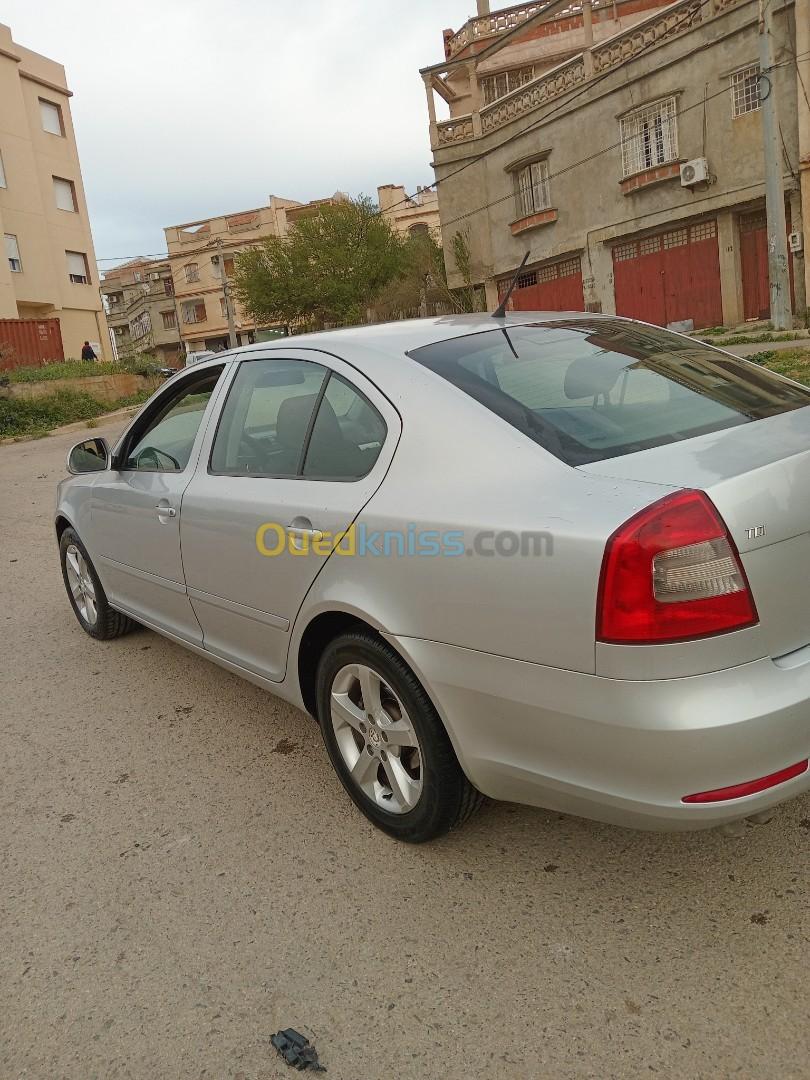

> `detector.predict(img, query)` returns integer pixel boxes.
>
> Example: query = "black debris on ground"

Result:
[271,1028,326,1072]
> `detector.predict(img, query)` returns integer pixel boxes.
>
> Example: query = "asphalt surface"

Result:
[2,416,810,1080]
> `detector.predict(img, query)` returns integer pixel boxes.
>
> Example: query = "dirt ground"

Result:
[1,417,809,1080]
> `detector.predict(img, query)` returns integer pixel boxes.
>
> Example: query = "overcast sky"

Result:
[4,0,470,267]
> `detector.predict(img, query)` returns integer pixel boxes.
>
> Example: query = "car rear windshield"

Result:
[408,319,810,465]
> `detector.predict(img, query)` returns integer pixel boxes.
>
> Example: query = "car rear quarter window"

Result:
[303,374,387,480]
[408,319,810,465]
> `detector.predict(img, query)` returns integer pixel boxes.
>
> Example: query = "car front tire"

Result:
[59,527,134,640]
[316,631,483,842]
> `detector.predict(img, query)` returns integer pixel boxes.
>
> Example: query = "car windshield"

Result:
[408,319,810,465]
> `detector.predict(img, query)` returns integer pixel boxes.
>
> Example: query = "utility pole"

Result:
[796,0,810,310]
[758,0,793,329]
[214,238,238,349]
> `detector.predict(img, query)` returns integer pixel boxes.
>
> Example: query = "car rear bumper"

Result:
[387,635,810,831]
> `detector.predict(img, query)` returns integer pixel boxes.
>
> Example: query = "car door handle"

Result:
[287,517,323,543]
[156,503,177,518]
[287,525,323,540]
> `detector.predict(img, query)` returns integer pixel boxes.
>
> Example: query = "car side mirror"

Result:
[67,437,111,474]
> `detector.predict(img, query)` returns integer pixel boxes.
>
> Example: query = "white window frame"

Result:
[0,149,6,189]
[620,97,678,178]
[731,65,761,117]
[39,98,64,137]
[53,176,77,212]
[5,233,22,272]
[184,262,200,283]
[66,250,89,284]
[514,159,551,220]
[481,66,535,106]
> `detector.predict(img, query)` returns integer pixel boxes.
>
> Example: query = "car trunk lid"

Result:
[582,406,810,659]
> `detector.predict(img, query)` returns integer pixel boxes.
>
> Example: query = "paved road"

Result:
[2,418,809,1080]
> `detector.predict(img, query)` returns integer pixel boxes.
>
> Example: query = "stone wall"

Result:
[4,373,162,404]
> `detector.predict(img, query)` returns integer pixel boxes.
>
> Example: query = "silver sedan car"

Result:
[56,314,810,842]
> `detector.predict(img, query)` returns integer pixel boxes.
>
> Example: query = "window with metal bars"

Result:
[514,160,551,220]
[182,300,206,324]
[731,66,760,117]
[620,97,678,177]
[481,66,535,106]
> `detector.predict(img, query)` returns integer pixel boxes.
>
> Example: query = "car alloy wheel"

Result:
[64,543,98,627]
[329,662,423,814]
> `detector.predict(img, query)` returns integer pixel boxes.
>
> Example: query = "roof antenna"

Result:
[492,251,530,319]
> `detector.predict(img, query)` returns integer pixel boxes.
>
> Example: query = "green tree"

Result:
[232,196,404,331]
[374,227,484,319]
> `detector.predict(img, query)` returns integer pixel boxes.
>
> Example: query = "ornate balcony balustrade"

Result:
[433,0,743,148]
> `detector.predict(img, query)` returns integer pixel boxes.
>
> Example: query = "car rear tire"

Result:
[59,527,134,640]
[316,631,483,842]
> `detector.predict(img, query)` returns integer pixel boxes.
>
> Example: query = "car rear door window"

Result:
[210,358,327,476]
[408,319,810,465]
[303,374,387,480]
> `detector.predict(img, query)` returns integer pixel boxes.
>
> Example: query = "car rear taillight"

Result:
[597,490,758,644]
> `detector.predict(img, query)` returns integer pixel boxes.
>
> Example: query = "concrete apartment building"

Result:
[422,0,810,329]
[0,23,108,359]
[101,258,182,365]
[378,184,442,239]
[164,193,347,353]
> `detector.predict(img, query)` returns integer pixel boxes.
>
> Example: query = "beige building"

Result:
[378,184,441,240]
[164,193,347,353]
[0,23,109,359]
[101,258,182,366]
[423,0,810,329]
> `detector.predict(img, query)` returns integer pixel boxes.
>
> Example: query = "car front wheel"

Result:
[59,527,134,640]
[316,631,483,842]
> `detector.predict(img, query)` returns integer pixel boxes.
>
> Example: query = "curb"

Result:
[0,405,140,447]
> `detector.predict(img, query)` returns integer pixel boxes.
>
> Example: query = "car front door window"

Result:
[124,368,224,471]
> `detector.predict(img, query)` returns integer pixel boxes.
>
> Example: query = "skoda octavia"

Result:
[56,314,810,841]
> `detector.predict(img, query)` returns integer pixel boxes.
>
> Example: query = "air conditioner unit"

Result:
[680,158,710,186]
[788,231,803,254]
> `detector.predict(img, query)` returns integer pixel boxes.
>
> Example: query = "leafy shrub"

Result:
[0,387,152,438]
[0,389,105,437]
[5,354,162,383]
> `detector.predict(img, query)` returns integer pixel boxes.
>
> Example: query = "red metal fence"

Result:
[0,318,64,371]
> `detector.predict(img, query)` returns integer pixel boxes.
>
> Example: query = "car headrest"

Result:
[563,355,627,400]
[276,394,319,450]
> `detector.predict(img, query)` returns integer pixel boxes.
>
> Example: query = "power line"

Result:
[436,53,808,234]
[98,0,716,266]
[384,0,717,218]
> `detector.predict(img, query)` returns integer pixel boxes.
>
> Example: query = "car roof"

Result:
[203,312,598,367]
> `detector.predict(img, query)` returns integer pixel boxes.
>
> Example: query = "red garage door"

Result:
[740,209,795,321]
[505,256,584,312]
[612,221,722,330]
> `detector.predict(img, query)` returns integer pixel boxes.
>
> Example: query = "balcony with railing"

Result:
[443,0,616,60]
[431,0,735,148]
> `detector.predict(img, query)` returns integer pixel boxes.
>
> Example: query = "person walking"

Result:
[80,341,97,361]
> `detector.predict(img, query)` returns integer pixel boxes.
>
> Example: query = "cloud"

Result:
[3,0,470,263]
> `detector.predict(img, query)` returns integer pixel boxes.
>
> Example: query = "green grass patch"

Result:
[748,347,810,385]
[3,355,163,383]
[0,387,151,439]
[702,331,805,347]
